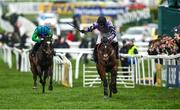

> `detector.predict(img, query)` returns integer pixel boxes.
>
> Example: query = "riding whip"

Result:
[66,23,83,33]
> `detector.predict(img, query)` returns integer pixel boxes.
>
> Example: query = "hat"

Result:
[122,40,126,44]
[173,25,180,34]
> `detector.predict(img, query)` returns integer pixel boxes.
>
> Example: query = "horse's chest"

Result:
[42,61,51,66]
[38,58,52,67]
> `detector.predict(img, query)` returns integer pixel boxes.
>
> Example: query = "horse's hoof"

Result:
[104,95,108,99]
[48,86,53,91]
[39,80,43,84]
[112,88,118,94]
[33,86,37,89]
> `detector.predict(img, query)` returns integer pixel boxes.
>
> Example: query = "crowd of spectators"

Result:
[147,25,180,55]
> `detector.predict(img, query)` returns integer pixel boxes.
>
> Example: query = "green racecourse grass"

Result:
[0,58,180,109]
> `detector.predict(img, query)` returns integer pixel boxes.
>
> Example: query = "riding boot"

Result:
[93,44,98,63]
[32,42,41,56]
[112,42,119,59]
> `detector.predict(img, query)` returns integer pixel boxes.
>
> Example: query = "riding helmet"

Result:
[37,25,50,37]
[97,16,107,26]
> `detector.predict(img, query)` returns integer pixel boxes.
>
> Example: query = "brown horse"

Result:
[96,37,118,98]
[29,40,54,93]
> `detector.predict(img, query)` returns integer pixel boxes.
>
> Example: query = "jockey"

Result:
[80,16,119,63]
[31,25,53,56]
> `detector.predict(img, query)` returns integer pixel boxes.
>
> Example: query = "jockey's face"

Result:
[98,22,106,29]
[39,34,48,38]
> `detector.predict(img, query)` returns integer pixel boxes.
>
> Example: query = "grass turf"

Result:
[0,58,180,109]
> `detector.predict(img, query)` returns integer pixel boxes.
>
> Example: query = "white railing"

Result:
[55,48,93,79]
[53,53,73,87]
[0,44,12,68]
[83,53,179,87]
[83,64,135,88]
[13,47,31,72]
[0,45,73,87]
[120,54,178,86]
[1,44,179,87]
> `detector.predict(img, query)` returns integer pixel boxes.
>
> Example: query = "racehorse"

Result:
[96,37,118,98]
[29,39,54,93]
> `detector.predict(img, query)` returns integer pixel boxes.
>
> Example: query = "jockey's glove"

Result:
[80,30,86,33]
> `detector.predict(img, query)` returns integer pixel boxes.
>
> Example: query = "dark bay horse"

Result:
[29,39,54,93]
[96,37,118,98]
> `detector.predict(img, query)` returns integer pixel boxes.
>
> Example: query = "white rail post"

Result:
[7,46,12,68]
[151,59,155,86]
[147,58,151,85]
[141,57,145,85]
[75,53,83,79]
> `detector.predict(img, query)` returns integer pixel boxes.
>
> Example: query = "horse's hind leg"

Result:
[33,73,37,89]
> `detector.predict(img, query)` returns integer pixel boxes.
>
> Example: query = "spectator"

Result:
[53,37,71,59]
[173,25,180,64]
[127,40,138,65]
[119,40,129,79]
[79,37,89,64]
[66,31,75,42]
[90,32,97,48]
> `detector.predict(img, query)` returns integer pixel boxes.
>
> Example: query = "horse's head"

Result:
[99,37,115,61]
[40,41,53,57]
[101,37,109,44]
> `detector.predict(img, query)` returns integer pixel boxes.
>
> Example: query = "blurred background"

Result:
[0,0,167,47]
[0,0,174,55]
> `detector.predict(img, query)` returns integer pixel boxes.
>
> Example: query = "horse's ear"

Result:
[101,37,108,43]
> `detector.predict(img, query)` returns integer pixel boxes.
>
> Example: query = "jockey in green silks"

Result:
[31,25,53,55]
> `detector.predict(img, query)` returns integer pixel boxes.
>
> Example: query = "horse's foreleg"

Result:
[97,67,108,98]
[100,73,108,97]
[103,78,108,98]
[31,67,38,89]
[37,66,43,84]
[39,75,43,84]
[42,72,48,93]
[111,70,118,94]
[109,73,112,98]
[48,66,53,91]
